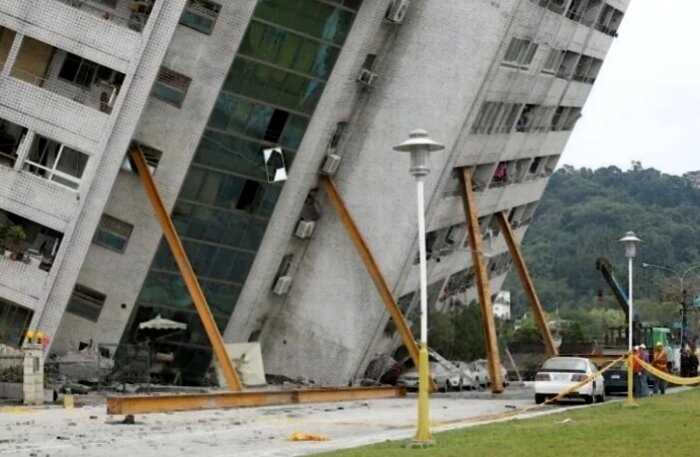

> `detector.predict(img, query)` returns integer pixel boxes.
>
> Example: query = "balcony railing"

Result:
[9,62,120,114]
[55,0,154,32]
[0,254,50,301]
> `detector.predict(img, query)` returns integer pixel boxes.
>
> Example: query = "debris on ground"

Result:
[289,432,330,442]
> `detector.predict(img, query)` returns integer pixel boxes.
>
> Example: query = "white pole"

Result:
[416,176,428,345]
[628,256,633,352]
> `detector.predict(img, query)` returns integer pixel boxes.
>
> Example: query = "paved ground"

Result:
[0,386,599,457]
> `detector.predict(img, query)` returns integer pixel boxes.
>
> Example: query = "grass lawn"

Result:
[317,388,700,457]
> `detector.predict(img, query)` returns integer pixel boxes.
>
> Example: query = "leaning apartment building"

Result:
[0,0,628,385]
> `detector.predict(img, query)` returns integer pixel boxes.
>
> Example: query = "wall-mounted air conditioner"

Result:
[273,276,293,296]
[294,220,316,239]
[320,153,342,176]
[357,68,378,87]
[385,0,411,24]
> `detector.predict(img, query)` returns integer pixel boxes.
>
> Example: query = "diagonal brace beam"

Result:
[496,211,558,357]
[458,168,504,393]
[320,176,433,389]
[130,146,242,391]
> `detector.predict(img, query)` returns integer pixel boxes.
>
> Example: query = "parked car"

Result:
[469,359,509,388]
[453,361,478,390]
[397,361,462,392]
[395,350,463,392]
[601,360,627,395]
[534,356,605,404]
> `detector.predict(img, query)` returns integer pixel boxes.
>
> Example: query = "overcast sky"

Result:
[563,0,700,176]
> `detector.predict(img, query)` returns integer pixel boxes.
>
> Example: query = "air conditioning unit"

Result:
[272,276,293,296]
[294,220,316,239]
[357,68,378,87]
[320,153,342,176]
[385,0,411,24]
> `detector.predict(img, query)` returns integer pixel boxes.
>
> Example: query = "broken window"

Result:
[264,110,290,144]
[93,214,134,254]
[66,284,106,323]
[236,179,263,211]
[23,135,88,190]
[180,0,222,35]
[152,66,192,108]
[529,157,543,175]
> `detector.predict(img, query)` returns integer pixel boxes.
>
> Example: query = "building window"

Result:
[551,106,582,131]
[152,67,192,108]
[93,214,133,253]
[502,38,538,69]
[180,0,221,35]
[66,284,106,322]
[58,53,99,88]
[0,118,27,169]
[0,298,33,348]
[23,136,88,190]
[542,48,563,74]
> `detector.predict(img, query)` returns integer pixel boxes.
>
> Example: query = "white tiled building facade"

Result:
[0,0,628,385]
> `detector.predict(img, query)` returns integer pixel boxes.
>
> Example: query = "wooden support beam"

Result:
[458,168,504,393]
[107,386,406,415]
[129,146,242,392]
[319,176,432,388]
[496,211,558,357]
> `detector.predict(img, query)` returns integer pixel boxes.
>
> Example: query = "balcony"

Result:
[55,0,156,33]
[10,37,125,115]
[0,209,63,307]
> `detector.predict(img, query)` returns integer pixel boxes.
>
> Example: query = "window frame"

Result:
[66,284,106,323]
[151,66,192,108]
[23,141,88,191]
[57,53,99,88]
[93,214,134,254]
[180,0,222,35]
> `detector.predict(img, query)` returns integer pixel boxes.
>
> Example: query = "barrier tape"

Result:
[634,356,700,386]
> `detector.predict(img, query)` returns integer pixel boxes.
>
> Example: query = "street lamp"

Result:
[394,129,444,446]
[619,231,641,352]
[641,262,700,347]
[620,231,640,406]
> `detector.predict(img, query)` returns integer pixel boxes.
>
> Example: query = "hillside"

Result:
[505,164,700,327]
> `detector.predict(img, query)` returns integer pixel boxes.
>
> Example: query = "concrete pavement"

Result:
[0,387,600,457]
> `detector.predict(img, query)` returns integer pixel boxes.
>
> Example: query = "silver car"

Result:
[397,361,462,392]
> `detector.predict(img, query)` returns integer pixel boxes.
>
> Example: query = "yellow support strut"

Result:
[130,146,242,391]
[496,211,558,357]
[458,168,504,394]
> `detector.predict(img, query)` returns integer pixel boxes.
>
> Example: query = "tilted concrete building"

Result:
[0,0,628,385]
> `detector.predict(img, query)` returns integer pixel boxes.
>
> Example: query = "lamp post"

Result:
[641,262,700,347]
[620,231,641,350]
[620,231,640,406]
[394,129,444,446]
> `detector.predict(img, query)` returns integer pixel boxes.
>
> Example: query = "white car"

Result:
[534,357,605,404]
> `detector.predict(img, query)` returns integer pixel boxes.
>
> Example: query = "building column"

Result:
[13,130,34,171]
[2,33,24,77]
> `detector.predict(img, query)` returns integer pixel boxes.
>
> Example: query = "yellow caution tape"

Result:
[634,356,700,386]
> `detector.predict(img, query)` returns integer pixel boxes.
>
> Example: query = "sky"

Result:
[563,0,700,176]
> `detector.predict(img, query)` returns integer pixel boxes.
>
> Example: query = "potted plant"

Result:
[5,225,26,261]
